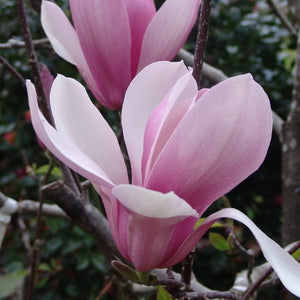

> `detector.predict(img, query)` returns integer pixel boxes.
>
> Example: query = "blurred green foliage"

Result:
[0,0,295,298]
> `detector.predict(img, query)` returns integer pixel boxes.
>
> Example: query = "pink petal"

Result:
[123,0,156,76]
[26,79,121,188]
[142,72,197,182]
[40,64,54,104]
[122,61,189,185]
[164,208,300,297]
[146,74,272,214]
[112,185,198,271]
[138,0,202,71]
[69,0,132,110]
[97,186,130,261]
[41,1,104,105]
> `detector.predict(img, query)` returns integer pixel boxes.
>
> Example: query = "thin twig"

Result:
[192,0,213,87]
[266,0,297,38]
[0,55,25,85]
[185,291,239,300]
[181,248,195,287]
[26,188,44,300]
[0,38,49,49]
[16,0,51,122]
[17,218,31,256]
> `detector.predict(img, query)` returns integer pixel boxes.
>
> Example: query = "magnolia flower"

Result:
[27,61,300,296]
[41,0,202,110]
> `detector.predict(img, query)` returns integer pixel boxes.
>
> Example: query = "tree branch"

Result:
[0,55,25,85]
[41,180,119,257]
[0,38,49,50]
[266,0,297,38]
[192,0,213,87]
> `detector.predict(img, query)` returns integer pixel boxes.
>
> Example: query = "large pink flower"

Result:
[27,61,300,296]
[41,0,202,110]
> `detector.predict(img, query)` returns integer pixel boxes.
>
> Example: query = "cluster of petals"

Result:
[41,0,202,110]
[26,61,300,296]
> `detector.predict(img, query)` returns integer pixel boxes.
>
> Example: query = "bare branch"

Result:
[0,55,25,85]
[18,200,69,220]
[0,38,49,50]
[41,180,119,257]
[192,0,213,87]
[267,0,297,38]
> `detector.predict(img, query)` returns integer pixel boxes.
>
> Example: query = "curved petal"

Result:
[41,1,104,106]
[26,80,114,188]
[50,75,128,185]
[122,61,189,185]
[69,0,132,110]
[138,0,202,71]
[123,0,156,76]
[146,74,273,214]
[142,71,198,181]
[41,1,83,65]
[112,185,198,271]
[164,208,300,297]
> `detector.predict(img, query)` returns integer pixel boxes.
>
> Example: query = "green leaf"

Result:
[91,253,107,273]
[194,218,224,230]
[76,254,90,271]
[156,286,173,300]
[111,260,140,282]
[0,270,29,298]
[35,165,62,178]
[38,263,51,272]
[292,247,300,260]
[209,232,230,251]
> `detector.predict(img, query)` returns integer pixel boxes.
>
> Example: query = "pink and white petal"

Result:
[167,208,300,297]
[122,61,189,185]
[41,1,84,65]
[112,185,198,271]
[146,74,272,214]
[123,0,156,76]
[142,72,198,181]
[26,80,115,188]
[50,75,128,185]
[138,0,202,71]
[69,0,132,110]
[41,1,103,105]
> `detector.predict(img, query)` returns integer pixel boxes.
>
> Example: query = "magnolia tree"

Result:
[0,0,300,299]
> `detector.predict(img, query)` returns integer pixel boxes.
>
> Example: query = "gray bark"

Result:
[282,4,300,300]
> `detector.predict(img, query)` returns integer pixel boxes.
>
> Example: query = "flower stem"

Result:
[192,0,213,88]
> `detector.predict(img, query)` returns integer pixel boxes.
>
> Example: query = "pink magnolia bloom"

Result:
[41,0,202,110]
[26,61,300,296]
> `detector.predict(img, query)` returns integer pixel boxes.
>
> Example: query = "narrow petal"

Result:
[112,185,198,271]
[26,80,117,188]
[41,1,104,105]
[165,208,300,297]
[123,0,156,76]
[69,0,132,109]
[41,1,84,65]
[122,61,189,185]
[146,74,272,214]
[50,75,128,185]
[138,0,202,71]
[40,64,54,104]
